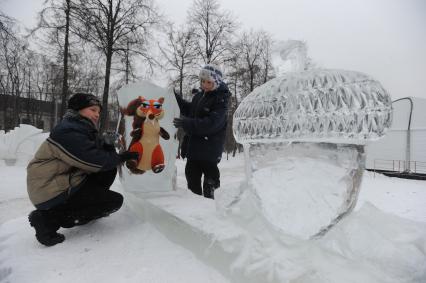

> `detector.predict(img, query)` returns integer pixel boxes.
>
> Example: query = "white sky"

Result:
[2,0,426,100]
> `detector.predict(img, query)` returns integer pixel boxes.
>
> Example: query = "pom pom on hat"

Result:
[199,64,223,90]
[68,93,102,111]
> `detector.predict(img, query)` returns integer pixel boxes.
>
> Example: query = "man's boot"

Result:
[28,210,65,247]
[59,213,92,228]
[203,178,219,199]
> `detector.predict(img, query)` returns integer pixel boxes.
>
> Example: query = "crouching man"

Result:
[27,92,138,247]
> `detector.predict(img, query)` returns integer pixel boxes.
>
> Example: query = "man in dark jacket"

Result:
[173,64,230,199]
[27,93,138,246]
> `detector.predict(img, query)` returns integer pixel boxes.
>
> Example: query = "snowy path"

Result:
[0,165,230,283]
[0,156,425,282]
[357,171,426,223]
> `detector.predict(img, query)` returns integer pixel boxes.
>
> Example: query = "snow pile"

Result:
[0,195,229,283]
[320,203,426,282]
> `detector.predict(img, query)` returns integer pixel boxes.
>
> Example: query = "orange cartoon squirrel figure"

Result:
[124,96,170,174]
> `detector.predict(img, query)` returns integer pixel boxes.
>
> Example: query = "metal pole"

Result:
[393,97,413,173]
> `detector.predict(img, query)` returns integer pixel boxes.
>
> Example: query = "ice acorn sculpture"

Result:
[225,69,392,239]
[233,69,392,144]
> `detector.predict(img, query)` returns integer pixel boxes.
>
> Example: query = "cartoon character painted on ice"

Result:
[123,96,170,174]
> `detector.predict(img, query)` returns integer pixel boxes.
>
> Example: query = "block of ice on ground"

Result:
[223,142,365,239]
[125,189,426,283]
[117,81,180,193]
[222,69,393,239]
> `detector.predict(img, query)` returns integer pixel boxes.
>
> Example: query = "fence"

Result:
[373,159,426,176]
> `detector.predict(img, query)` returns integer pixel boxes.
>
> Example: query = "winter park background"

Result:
[1,0,426,282]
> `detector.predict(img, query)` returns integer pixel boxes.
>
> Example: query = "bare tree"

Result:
[60,0,71,118]
[259,32,274,84]
[0,14,16,129]
[187,0,237,64]
[0,16,29,129]
[32,55,57,126]
[220,30,275,157]
[33,0,79,119]
[238,30,264,92]
[73,0,160,132]
[0,12,15,94]
[237,30,271,93]
[230,29,274,97]
[0,10,14,38]
[159,23,198,95]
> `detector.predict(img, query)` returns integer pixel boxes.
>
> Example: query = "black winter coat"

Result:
[50,113,121,171]
[176,83,231,163]
[27,111,121,209]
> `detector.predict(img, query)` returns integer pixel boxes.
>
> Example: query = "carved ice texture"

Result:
[219,142,365,239]
[233,69,392,145]
[217,41,393,239]
[0,124,48,166]
[271,40,308,75]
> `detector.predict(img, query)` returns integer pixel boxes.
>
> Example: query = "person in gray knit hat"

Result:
[173,65,231,199]
[26,92,138,246]
[198,64,223,91]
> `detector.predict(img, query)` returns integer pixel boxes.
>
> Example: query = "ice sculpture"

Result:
[271,40,308,75]
[117,81,180,193]
[221,64,392,239]
[0,124,48,165]
[233,69,392,144]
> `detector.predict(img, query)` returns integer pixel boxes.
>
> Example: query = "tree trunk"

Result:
[179,68,184,94]
[2,95,8,130]
[205,11,210,63]
[100,45,113,133]
[250,69,254,92]
[59,0,71,120]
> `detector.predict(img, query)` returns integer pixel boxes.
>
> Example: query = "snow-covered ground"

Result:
[0,155,425,283]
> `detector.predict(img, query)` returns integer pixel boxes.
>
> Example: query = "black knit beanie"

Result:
[67,93,102,111]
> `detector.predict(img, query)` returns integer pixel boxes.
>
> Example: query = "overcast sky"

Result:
[2,0,425,100]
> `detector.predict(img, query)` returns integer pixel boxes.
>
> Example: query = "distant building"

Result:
[0,94,58,132]
[0,94,119,132]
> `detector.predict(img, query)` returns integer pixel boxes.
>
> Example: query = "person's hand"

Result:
[103,142,115,152]
[102,132,119,151]
[118,151,139,163]
[173,117,187,129]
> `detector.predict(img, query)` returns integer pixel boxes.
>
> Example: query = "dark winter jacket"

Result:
[176,83,231,163]
[27,110,121,209]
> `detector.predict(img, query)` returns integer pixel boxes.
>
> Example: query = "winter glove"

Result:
[173,117,189,129]
[191,88,200,95]
[102,142,115,152]
[118,151,139,163]
[101,132,120,151]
